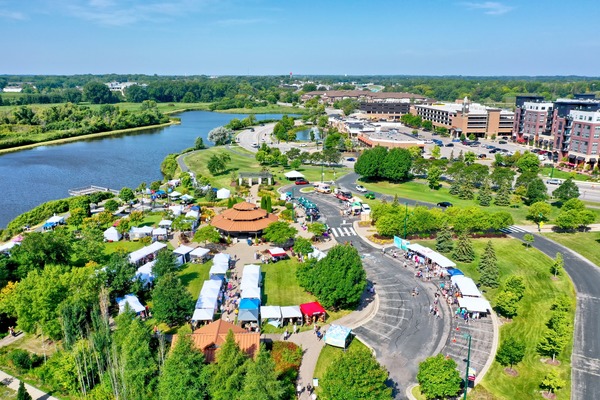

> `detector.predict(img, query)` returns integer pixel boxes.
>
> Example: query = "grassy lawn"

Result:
[184,147,349,190]
[103,240,145,255]
[178,261,212,299]
[0,384,16,399]
[540,167,591,182]
[359,179,600,225]
[543,232,600,267]
[416,238,575,400]
[138,212,164,227]
[313,339,368,392]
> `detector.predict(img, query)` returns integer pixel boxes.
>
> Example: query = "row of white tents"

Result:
[451,275,493,313]
[192,277,224,322]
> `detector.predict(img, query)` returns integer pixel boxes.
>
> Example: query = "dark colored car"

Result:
[346,157,356,161]
[489,149,498,154]
[437,201,453,208]
[498,140,507,144]
[365,192,375,199]
[295,179,309,185]
[478,154,487,159]
[446,143,455,147]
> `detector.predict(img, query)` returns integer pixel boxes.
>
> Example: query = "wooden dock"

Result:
[68,185,120,196]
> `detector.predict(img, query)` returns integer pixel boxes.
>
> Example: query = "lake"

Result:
[0,111,288,228]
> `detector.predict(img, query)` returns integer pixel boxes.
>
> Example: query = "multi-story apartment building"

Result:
[513,100,554,146]
[561,110,600,166]
[411,98,514,138]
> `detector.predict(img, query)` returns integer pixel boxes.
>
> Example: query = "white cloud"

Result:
[462,1,513,15]
[215,18,264,26]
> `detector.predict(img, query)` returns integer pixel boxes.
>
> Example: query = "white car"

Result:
[361,204,371,213]
[300,143,307,147]
[425,139,433,144]
[355,185,367,193]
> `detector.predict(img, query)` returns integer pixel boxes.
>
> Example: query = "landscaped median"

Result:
[417,238,575,400]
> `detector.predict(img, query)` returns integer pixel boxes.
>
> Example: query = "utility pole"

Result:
[463,334,472,400]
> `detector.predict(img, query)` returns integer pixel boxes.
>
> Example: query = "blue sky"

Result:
[1,0,599,76]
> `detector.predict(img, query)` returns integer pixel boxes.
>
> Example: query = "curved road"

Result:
[334,172,598,399]
[296,189,448,398]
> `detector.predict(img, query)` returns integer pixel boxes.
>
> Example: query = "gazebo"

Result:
[284,170,305,180]
[210,201,278,238]
[238,171,273,186]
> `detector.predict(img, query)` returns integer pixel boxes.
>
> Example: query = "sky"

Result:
[1,0,599,76]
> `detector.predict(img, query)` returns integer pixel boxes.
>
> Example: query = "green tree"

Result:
[494,184,511,206]
[208,126,233,145]
[431,145,441,159]
[427,165,442,189]
[540,370,566,395]
[128,210,144,227]
[119,187,135,203]
[555,209,581,231]
[477,180,493,206]
[11,231,72,278]
[68,207,88,229]
[464,151,476,165]
[151,273,194,326]
[457,180,475,200]
[527,201,551,224]
[17,381,32,400]
[207,154,227,175]
[240,344,285,400]
[516,152,540,173]
[104,199,119,213]
[210,330,249,400]
[83,81,116,104]
[561,198,585,212]
[435,224,454,253]
[152,250,178,281]
[296,244,366,309]
[307,222,327,237]
[479,240,499,288]
[538,328,569,362]
[417,354,462,400]
[422,120,433,131]
[496,336,526,369]
[495,290,519,318]
[194,136,206,150]
[505,276,526,300]
[381,148,413,182]
[553,177,580,202]
[293,237,313,257]
[525,178,548,205]
[263,221,297,245]
[158,335,210,400]
[491,167,516,188]
[523,233,535,248]
[452,234,475,262]
[321,344,391,400]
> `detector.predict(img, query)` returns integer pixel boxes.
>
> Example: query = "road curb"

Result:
[476,310,500,385]
[405,384,419,400]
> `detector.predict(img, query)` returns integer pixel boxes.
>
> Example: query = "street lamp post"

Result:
[403,202,409,239]
[463,334,472,400]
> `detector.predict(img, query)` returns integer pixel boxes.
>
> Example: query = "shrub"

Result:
[10,349,32,372]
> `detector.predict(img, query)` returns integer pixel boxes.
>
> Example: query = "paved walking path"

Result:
[0,333,59,400]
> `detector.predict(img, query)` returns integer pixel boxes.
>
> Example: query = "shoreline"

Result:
[0,120,179,155]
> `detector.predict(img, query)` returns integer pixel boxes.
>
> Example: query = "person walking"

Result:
[293,323,298,335]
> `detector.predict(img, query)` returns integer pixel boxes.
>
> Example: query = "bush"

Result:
[10,349,32,372]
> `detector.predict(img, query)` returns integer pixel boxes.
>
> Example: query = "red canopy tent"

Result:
[268,247,287,257]
[300,301,326,316]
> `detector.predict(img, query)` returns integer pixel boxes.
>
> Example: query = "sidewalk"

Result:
[514,223,600,233]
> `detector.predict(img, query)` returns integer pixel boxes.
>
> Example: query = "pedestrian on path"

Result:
[293,323,298,334]
[297,383,304,397]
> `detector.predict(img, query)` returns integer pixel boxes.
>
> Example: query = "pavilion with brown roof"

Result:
[210,201,278,237]
[172,319,260,363]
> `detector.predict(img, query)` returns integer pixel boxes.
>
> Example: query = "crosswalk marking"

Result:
[500,225,529,234]
[330,226,357,238]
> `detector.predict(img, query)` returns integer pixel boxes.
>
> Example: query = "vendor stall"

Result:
[129,242,167,265]
[407,243,456,268]
[260,306,282,327]
[238,298,260,322]
[103,227,122,242]
[190,247,210,263]
[135,260,156,287]
[324,325,352,348]
[191,308,215,322]
[281,306,303,325]
[173,245,195,264]
[300,301,326,324]
[451,275,482,298]
[242,286,262,300]
[458,297,492,314]
[116,294,146,316]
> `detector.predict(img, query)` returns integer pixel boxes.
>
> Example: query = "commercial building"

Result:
[411,98,514,139]
[560,110,600,167]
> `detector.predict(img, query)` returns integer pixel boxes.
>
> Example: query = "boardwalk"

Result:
[68,185,120,196]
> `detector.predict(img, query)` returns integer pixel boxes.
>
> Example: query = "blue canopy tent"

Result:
[446,268,465,277]
[238,298,260,322]
[324,325,352,348]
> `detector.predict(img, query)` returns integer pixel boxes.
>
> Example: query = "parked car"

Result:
[355,185,367,193]
[446,143,455,147]
[437,201,453,208]
[365,192,375,199]
[361,204,372,213]
[295,179,309,185]
[501,136,509,140]
[346,157,356,161]
[489,149,498,154]
[425,139,434,144]
[452,138,462,142]
[300,143,307,147]
[478,154,487,159]
[546,178,562,185]
[498,140,508,144]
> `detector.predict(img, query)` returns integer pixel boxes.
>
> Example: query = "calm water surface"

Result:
[0,111,288,228]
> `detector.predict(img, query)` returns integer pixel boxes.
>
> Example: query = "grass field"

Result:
[360,179,600,225]
[0,385,16,399]
[543,232,600,267]
[416,238,575,400]
[184,147,349,189]
[540,167,591,182]
[178,261,212,299]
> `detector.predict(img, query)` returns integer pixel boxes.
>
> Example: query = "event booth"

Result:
[129,242,167,265]
[158,219,172,229]
[451,275,482,298]
[406,243,456,269]
[103,227,122,242]
[173,245,194,264]
[260,306,282,327]
[238,298,260,322]
[129,226,154,240]
[242,286,262,300]
[116,294,146,316]
[216,188,231,199]
[190,247,211,263]
[135,260,156,287]
[324,325,353,348]
[300,302,326,324]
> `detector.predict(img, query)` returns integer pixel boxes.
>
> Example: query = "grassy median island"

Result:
[543,232,600,267]
[417,238,575,400]
[184,146,350,188]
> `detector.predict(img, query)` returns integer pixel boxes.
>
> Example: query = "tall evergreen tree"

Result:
[152,250,178,282]
[452,234,475,262]
[265,196,273,213]
[449,178,461,196]
[494,183,511,206]
[479,240,499,288]
[151,273,194,326]
[260,196,267,210]
[240,344,285,400]
[458,180,475,200]
[17,381,32,400]
[435,224,454,253]
[210,330,249,400]
[477,180,493,206]
[158,335,210,399]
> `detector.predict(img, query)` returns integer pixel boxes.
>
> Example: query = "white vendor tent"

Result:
[117,294,145,315]
[284,170,305,179]
[213,253,230,267]
[168,191,182,198]
[135,260,156,286]
[173,245,194,263]
[0,241,18,253]
[324,325,352,348]
[451,275,482,298]
[152,227,167,237]
[190,247,210,262]
[158,219,172,229]
[47,215,65,224]
[216,188,231,199]
[129,226,153,240]
[103,227,122,242]
[242,286,262,300]
[200,280,222,298]
[281,305,302,319]
[407,243,456,268]
[185,210,200,220]
[241,274,260,290]
[192,308,215,322]
[458,297,492,313]
[308,247,326,261]
[196,294,219,311]
[181,194,194,202]
[209,262,228,277]
[129,242,167,265]
[261,306,282,326]
[169,205,184,216]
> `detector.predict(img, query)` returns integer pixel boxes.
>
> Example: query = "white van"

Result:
[314,183,331,194]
